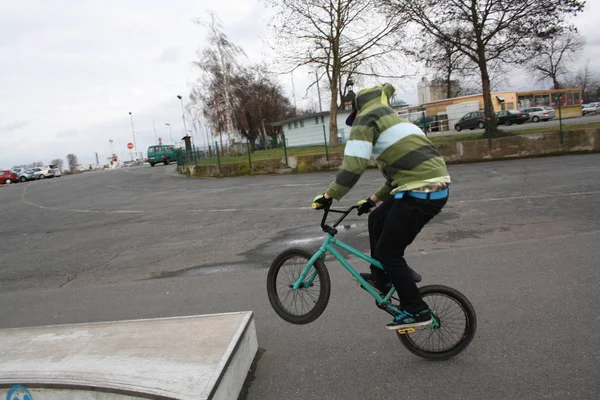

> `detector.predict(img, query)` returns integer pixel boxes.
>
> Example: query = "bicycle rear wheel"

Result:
[397,285,477,360]
[267,248,331,325]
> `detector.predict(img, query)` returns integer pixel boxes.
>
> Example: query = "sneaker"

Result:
[386,309,432,331]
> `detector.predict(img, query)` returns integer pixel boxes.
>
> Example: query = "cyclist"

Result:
[312,83,450,330]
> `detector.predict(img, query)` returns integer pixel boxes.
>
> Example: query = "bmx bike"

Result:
[266,204,477,360]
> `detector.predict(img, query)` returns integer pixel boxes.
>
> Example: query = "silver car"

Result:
[31,166,55,180]
[582,102,600,116]
[520,106,555,122]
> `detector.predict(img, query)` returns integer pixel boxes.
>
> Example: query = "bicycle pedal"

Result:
[396,327,416,334]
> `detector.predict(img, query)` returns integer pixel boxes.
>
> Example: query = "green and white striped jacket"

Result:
[326,83,450,201]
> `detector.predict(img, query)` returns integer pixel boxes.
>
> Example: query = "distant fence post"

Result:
[322,125,329,162]
[192,145,198,167]
[556,95,564,144]
[215,141,222,174]
[208,144,212,158]
[246,138,252,172]
[282,133,289,167]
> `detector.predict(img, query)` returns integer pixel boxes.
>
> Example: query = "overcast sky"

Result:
[1,0,598,169]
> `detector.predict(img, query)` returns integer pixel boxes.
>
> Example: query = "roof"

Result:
[270,110,350,127]
[516,88,582,96]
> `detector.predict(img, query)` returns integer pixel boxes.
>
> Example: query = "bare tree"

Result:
[50,158,64,171]
[384,0,586,135]
[192,12,246,146]
[66,153,78,172]
[409,30,474,99]
[564,60,600,101]
[29,161,44,168]
[264,0,406,145]
[527,30,585,89]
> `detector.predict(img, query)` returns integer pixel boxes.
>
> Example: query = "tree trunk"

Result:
[479,61,498,137]
[553,77,560,90]
[328,70,339,146]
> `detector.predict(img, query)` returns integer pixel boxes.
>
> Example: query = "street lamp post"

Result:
[176,95,189,142]
[311,70,323,112]
[128,112,138,161]
[165,123,174,145]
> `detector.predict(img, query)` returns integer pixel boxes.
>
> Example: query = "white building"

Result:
[272,110,352,147]
[417,77,461,105]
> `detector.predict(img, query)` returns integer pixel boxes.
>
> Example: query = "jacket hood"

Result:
[345,83,396,126]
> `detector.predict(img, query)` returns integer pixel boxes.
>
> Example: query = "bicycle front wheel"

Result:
[397,285,477,360]
[267,248,331,325]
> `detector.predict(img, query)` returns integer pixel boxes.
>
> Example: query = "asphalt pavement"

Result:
[1,154,599,399]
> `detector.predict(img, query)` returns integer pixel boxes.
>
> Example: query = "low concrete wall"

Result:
[180,128,599,177]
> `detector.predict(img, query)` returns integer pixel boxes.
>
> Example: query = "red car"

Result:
[0,170,19,184]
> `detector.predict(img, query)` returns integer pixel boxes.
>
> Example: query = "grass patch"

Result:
[190,144,345,166]
[185,122,600,167]
[506,121,600,135]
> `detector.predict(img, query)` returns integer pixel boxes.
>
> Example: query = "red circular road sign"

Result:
[127,142,134,150]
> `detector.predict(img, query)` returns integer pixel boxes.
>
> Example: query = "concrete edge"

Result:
[0,311,251,332]
[0,312,258,400]
[204,312,258,400]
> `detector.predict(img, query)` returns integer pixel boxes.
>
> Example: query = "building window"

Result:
[300,120,304,128]
[573,91,581,104]
[315,117,319,125]
[288,123,292,130]
[294,121,298,128]
[321,116,325,124]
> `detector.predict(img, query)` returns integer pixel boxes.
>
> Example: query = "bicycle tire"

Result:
[267,248,331,325]
[397,284,477,360]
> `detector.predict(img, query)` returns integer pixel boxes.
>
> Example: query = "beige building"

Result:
[424,88,583,119]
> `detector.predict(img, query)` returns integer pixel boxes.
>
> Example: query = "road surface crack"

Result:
[59,273,78,288]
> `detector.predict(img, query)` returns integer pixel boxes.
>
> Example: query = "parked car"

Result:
[582,102,600,116]
[49,165,62,177]
[11,168,36,182]
[31,166,55,180]
[0,170,19,184]
[454,111,485,131]
[520,106,555,122]
[147,145,178,166]
[413,115,440,133]
[495,110,530,126]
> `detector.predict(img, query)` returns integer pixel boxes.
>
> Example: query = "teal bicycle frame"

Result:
[291,233,404,314]
[291,205,404,315]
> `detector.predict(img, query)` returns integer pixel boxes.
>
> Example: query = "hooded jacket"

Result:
[325,83,450,201]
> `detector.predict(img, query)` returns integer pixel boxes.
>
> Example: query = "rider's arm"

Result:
[374,180,393,203]
[324,125,374,200]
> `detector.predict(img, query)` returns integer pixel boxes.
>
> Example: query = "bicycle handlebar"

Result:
[320,204,359,234]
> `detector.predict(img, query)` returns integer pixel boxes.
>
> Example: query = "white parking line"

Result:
[20,186,145,214]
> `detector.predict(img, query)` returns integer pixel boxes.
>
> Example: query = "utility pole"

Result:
[291,71,297,114]
[153,120,158,143]
[315,70,323,112]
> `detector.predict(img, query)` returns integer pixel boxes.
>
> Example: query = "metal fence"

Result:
[175,136,292,174]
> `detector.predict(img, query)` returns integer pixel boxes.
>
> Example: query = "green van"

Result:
[147,145,177,166]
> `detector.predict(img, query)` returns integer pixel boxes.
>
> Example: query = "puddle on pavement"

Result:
[152,262,265,279]
[150,210,460,280]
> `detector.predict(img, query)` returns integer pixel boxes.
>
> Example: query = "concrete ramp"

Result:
[0,312,258,400]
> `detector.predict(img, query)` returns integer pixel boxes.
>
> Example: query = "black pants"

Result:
[368,193,447,313]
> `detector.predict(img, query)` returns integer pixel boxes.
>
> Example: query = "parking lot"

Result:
[0,154,599,399]
[429,112,600,137]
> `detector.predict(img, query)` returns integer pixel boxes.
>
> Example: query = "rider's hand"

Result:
[357,198,376,215]
[311,193,333,210]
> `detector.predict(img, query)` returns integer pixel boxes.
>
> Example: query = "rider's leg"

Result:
[375,195,447,316]
[367,197,393,283]
[366,197,422,285]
